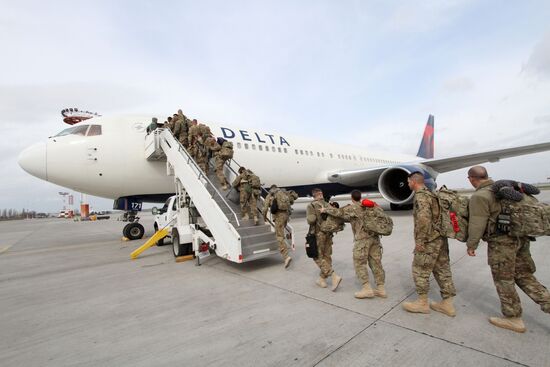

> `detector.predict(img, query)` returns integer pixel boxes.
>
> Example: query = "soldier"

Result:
[232,166,256,223]
[320,190,386,298]
[147,117,158,134]
[306,188,342,291]
[403,172,457,317]
[187,120,199,160]
[176,109,189,147]
[466,166,550,333]
[214,139,233,190]
[195,133,209,173]
[262,185,297,268]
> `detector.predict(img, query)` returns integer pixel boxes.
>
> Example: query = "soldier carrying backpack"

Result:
[321,191,387,299]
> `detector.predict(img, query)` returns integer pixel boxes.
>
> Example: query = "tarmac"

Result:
[1,193,549,367]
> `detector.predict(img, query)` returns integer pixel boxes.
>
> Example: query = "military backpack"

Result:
[362,206,393,236]
[497,196,550,237]
[220,141,234,159]
[435,186,469,242]
[247,171,261,189]
[272,190,291,212]
[320,214,345,233]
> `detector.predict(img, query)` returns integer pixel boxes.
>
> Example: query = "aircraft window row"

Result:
[53,124,102,137]
[236,142,288,154]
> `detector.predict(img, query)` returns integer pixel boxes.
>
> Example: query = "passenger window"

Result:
[237,142,242,149]
[245,143,249,149]
[172,200,177,211]
[278,147,282,153]
[284,148,287,153]
[259,145,263,151]
[300,150,304,155]
[295,149,299,154]
[87,125,102,136]
[252,144,256,150]
[330,153,333,158]
[272,146,276,152]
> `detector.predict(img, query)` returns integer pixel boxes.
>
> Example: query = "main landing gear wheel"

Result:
[123,222,145,240]
[172,230,192,257]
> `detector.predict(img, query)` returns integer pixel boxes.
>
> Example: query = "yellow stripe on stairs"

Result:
[130,228,170,260]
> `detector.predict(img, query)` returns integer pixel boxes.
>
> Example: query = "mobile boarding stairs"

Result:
[135,128,295,264]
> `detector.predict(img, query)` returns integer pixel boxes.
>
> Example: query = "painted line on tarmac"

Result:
[0,245,13,255]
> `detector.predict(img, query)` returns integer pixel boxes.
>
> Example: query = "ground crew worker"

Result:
[262,184,296,268]
[306,188,342,291]
[403,172,457,317]
[466,166,550,333]
[320,190,386,298]
[232,167,256,223]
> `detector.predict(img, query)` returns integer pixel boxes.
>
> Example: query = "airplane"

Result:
[18,113,550,238]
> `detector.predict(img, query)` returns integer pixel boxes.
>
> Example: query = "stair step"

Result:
[242,249,281,263]
[242,240,280,257]
[237,224,272,236]
[241,231,277,246]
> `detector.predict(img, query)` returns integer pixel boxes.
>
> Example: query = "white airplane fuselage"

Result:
[18,115,420,202]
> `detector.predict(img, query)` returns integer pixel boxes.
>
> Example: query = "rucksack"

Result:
[363,206,393,236]
[220,141,234,159]
[320,214,345,233]
[273,190,291,211]
[497,195,550,237]
[436,186,469,242]
[247,170,261,189]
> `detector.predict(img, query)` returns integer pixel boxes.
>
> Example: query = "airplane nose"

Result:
[18,142,47,181]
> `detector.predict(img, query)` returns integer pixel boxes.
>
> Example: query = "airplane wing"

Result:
[328,141,550,186]
[422,141,550,173]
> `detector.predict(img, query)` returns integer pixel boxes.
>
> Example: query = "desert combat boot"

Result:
[331,272,342,291]
[354,283,375,299]
[316,277,328,288]
[489,317,526,333]
[430,297,456,317]
[374,284,387,298]
[403,294,430,314]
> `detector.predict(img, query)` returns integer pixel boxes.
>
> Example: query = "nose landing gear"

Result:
[120,211,145,240]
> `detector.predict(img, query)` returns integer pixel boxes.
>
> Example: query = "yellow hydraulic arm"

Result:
[130,228,170,260]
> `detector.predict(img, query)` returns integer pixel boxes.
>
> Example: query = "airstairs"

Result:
[144,128,294,263]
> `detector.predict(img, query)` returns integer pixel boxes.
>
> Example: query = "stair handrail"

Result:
[160,129,240,226]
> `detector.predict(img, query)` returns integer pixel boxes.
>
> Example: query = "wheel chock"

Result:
[122,237,130,241]
[175,255,194,263]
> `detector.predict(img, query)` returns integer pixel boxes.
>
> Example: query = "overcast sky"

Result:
[2,0,550,213]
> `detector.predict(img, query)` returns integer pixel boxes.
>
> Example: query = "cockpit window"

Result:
[71,125,89,136]
[54,127,76,137]
[87,125,102,136]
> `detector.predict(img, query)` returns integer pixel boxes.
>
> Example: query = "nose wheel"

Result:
[123,222,145,240]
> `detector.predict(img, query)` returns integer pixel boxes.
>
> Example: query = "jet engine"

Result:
[378,166,436,209]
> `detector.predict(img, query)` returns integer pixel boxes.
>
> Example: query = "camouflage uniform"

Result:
[412,187,456,299]
[326,201,385,287]
[207,138,227,187]
[187,124,199,160]
[232,171,256,221]
[176,112,189,147]
[467,180,550,317]
[307,199,334,279]
[195,135,209,173]
[263,189,291,260]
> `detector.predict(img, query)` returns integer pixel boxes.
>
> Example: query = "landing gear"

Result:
[123,222,145,240]
[119,210,144,240]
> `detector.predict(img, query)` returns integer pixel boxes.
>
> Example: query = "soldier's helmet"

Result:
[238,167,246,174]
[152,117,158,123]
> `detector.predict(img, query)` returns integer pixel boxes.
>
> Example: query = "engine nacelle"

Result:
[378,165,436,206]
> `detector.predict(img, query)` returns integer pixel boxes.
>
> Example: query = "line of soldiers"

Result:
[402,167,550,333]
[160,110,234,190]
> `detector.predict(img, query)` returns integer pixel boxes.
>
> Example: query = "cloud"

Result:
[523,32,550,78]
[442,77,475,93]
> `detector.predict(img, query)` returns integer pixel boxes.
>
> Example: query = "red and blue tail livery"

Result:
[416,114,434,159]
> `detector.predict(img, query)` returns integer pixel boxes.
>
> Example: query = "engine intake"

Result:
[378,166,435,205]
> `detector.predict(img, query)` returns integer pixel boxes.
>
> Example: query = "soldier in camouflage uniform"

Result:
[187,120,199,160]
[466,166,550,333]
[215,140,233,190]
[262,184,297,268]
[232,166,255,222]
[195,133,209,173]
[403,172,457,317]
[176,109,189,147]
[306,188,342,291]
[321,190,386,299]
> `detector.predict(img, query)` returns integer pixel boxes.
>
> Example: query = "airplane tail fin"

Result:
[416,114,434,159]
